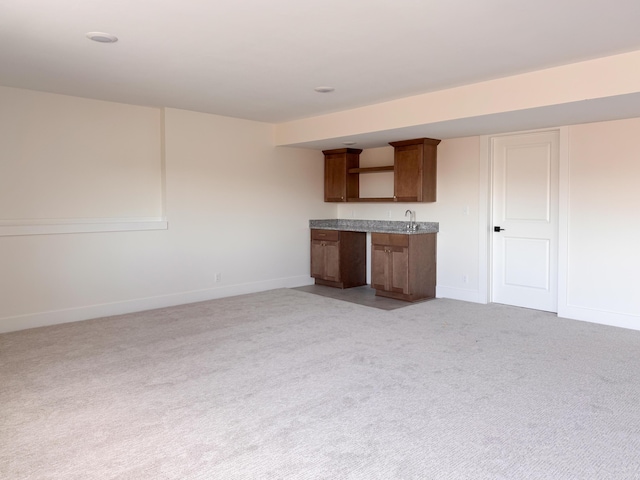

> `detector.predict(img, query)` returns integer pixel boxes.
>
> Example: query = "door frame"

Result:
[478,127,569,311]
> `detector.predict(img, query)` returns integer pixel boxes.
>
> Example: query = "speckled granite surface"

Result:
[309,219,438,234]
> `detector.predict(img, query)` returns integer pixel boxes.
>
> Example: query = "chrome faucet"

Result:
[405,209,417,231]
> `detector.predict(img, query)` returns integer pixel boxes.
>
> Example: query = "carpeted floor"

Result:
[2,289,640,479]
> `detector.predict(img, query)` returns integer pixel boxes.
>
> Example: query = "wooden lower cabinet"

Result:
[371,232,436,302]
[310,229,366,288]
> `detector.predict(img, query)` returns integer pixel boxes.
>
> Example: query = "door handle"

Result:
[494,226,505,232]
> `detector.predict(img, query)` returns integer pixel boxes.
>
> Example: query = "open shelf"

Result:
[347,197,396,203]
[347,165,394,174]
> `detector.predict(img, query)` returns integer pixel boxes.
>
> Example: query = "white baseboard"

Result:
[438,286,640,332]
[0,275,315,333]
[8,279,636,334]
[558,304,640,332]
[436,286,487,304]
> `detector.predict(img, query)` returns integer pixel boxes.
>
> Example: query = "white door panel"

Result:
[492,131,559,312]
[504,144,551,221]
[503,237,550,289]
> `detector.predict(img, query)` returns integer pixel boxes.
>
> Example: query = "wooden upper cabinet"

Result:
[390,138,441,202]
[322,148,361,202]
[322,138,439,203]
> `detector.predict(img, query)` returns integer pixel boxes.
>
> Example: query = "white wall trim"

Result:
[557,126,571,322]
[2,111,169,238]
[437,286,486,304]
[160,108,168,215]
[480,126,567,310]
[478,135,491,304]
[0,217,168,236]
[559,305,640,332]
[0,275,314,333]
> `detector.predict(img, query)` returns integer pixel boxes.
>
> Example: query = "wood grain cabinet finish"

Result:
[310,229,366,288]
[322,148,362,202]
[371,232,436,302]
[322,138,440,203]
[390,138,441,202]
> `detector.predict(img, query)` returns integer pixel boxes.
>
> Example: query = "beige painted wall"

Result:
[2,86,639,332]
[0,86,162,220]
[0,90,332,332]
[562,118,640,324]
[162,107,332,290]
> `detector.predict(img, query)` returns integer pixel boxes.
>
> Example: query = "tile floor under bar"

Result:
[292,284,432,311]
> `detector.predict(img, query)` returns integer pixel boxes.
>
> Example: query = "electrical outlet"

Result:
[463,274,469,284]
[214,273,222,283]
[387,210,392,219]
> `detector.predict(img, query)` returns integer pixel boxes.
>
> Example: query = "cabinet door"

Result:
[371,244,389,291]
[391,138,439,203]
[371,243,409,293]
[323,149,360,202]
[324,154,348,202]
[323,241,341,282]
[389,245,410,294]
[311,239,341,282]
[310,240,325,278]
[394,143,423,202]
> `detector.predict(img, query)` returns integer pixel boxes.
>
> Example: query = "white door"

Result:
[491,131,559,312]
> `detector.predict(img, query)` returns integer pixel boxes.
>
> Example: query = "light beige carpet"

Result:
[2,289,640,479]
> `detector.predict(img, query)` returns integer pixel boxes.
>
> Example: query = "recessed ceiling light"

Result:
[86,32,118,43]
[314,86,335,93]
[342,141,356,146]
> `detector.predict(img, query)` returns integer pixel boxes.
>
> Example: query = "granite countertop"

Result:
[309,219,438,234]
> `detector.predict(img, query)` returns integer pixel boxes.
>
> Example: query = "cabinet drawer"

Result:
[311,229,340,242]
[371,232,409,247]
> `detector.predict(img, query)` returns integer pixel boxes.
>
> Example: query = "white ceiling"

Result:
[2,0,640,137]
